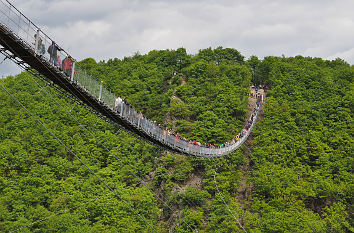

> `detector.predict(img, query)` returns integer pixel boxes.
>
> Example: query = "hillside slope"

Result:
[0,49,353,232]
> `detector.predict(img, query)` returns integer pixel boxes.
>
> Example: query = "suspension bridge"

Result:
[0,0,263,157]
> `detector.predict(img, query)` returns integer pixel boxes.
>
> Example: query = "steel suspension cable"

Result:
[0,29,203,220]
[2,56,251,233]
[1,15,261,229]
[199,151,247,232]
[20,68,197,232]
[0,4,262,232]
[0,34,183,158]
[213,166,247,233]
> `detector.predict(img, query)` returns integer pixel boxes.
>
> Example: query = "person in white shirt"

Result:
[114,97,122,112]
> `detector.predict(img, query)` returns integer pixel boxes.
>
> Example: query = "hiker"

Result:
[33,33,45,55]
[114,96,122,112]
[47,41,62,66]
[62,56,73,77]
[138,112,143,127]
[56,55,62,70]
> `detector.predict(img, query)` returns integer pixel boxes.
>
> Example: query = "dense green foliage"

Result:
[0,48,353,232]
[247,56,353,232]
[78,46,250,144]
[0,74,162,232]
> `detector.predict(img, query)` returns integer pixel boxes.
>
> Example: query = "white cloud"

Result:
[1,0,353,76]
[327,47,354,63]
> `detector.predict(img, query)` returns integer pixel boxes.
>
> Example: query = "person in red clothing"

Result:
[62,55,73,77]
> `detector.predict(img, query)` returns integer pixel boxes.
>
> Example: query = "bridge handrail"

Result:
[0,0,263,156]
[0,0,70,61]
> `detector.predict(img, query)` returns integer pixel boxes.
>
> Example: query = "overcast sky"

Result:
[1,0,354,76]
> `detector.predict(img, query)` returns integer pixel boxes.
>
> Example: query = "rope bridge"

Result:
[0,0,263,157]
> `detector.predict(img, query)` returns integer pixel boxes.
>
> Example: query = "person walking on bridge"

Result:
[47,41,62,66]
[62,55,73,77]
[56,55,62,70]
[33,33,44,55]
[114,96,122,113]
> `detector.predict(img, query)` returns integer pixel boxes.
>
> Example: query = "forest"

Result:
[0,47,353,232]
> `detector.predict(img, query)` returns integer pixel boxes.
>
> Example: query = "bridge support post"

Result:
[98,81,103,101]
[71,61,75,81]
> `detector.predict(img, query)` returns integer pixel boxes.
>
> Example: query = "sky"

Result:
[1,0,354,76]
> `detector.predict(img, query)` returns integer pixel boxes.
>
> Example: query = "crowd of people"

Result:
[112,85,263,153]
[34,34,75,77]
[36,33,263,154]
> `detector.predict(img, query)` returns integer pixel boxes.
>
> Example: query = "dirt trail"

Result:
[165,74,187,126]
[247,87,264,119]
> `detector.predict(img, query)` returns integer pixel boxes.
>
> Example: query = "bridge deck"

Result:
[0,23,183,155]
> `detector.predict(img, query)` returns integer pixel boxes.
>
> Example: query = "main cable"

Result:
[0,28,198,229]
[213,166,247,233]
[0,32,188,157]
[0,8,262,232]
[0,82,158,233]
[19,68,198,232]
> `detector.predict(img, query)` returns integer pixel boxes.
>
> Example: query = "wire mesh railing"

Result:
[0,0,263,157]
